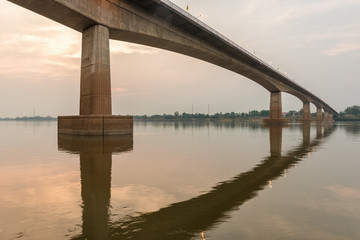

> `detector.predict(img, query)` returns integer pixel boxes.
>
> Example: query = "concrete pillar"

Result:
[58,24,133,135]
[324,111,329,122]
[316,107,322,122]
[80,25,112,115]
[263,91,289,124]
[269,91,282,119]
[329,113,334,122]
[302,101,311,121]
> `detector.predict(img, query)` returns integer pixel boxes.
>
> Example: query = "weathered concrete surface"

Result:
[58,24,130,135]
[263,92,289,124]
[300,101,311,122]
[269,92,282,119]
[80,25,112,115]
[7,0,338,115]
[58,115,133,135]
[324,111,330,122]
[316,107,323,122]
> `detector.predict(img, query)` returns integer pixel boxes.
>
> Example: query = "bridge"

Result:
[9,0,338,135]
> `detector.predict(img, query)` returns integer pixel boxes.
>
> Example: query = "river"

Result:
[0,120,359,239]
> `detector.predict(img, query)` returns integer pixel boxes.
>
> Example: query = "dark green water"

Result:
[0,121,359,240]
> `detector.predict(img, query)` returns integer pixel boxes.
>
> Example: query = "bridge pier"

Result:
[323,111,329,122]
[263,91,289,124]
[316,107,323,122]
[58,25,133,135]
[300,101,311,122]
[79,24,112,115]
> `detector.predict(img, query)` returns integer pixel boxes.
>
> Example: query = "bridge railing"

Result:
[159,1,336,113]
[160,1,292,81]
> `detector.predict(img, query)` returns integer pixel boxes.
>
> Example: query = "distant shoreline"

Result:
[1,115,359,122]
[0,116,57,121]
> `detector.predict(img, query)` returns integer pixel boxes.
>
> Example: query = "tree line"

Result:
[135,110,270,120]
[1,105,358,121]
[336,105,360,121]
[135,105,360,121]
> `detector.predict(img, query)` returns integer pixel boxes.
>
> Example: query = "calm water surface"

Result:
[0,120,360,240]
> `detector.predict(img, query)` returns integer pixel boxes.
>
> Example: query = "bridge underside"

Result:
[8,0,336,134]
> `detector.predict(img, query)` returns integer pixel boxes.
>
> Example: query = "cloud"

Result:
[260,0,360,24]
[299,23,360,56]
[0,25,81,81]
[112,87,127,92]
[110,41,159,55]
[111,87,128,96]
[304,24,360,42]
[324,42,360,56]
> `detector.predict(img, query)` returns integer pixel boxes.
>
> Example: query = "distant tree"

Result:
[249,110,260,117]
[286,110,297,117]
[260,110,269,117]
[344,105,360,116]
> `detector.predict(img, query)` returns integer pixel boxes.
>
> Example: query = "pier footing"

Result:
[58,115,133,136]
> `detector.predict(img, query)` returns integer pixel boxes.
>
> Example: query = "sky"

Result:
[0,0,359,118]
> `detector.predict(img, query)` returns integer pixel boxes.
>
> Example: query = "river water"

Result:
[0,120,359,240]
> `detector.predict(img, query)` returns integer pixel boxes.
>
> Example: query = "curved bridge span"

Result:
[9,0,337,134]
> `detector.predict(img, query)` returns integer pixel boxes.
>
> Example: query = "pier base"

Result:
[263,91,289,124]
[58,115,133,136]
[263,118,290,124]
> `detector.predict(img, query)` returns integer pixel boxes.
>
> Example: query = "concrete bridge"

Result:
[9,0,337,135]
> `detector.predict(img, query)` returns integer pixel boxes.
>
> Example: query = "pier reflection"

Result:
[302,122,311,145]
[267,124,284,157]
[58,134,133,240]
[58,123,334,240]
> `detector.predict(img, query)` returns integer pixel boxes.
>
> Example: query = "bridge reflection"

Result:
[58,134,133,240]
[58,123,334,240]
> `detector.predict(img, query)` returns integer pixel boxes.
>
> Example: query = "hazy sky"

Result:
[1,0,359,117]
